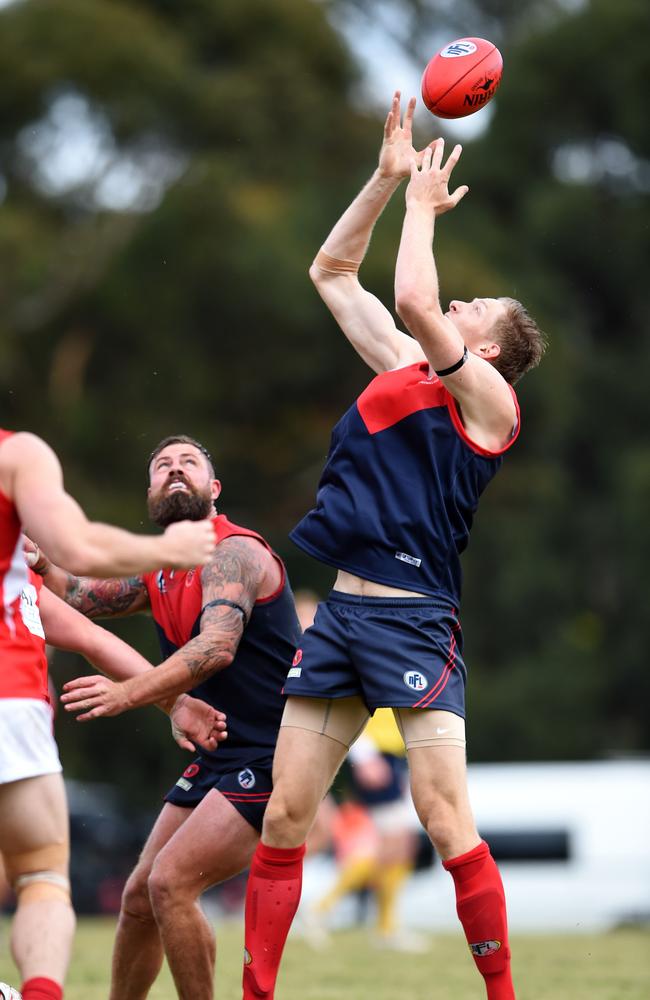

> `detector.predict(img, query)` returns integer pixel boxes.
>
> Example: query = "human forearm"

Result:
[39,522,178,578]
[317,169,400,266]
[395,203,464,368]
[115,632,234,710]
[395,201,440,314]
[316,92,419,265]
[33,544,147,620]
[79,631,175,715]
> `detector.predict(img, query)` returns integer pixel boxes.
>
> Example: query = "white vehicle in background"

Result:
[410,758,650,932]
[301,758,650,933]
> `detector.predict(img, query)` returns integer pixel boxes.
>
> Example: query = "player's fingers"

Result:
[450,184,470,205]
[60,687,98,705]
[73,705,104,722]
[420,144,434,171]
[384,91,400,136]
[178,737,196,752]
[403,96,416,132]
[443,143,463,177]
[62,675,100,692]
[431,137,444,170]
[63,694,96,711]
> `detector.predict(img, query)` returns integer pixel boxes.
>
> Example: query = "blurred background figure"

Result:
[346,709,427,951]
[303,709,429,952]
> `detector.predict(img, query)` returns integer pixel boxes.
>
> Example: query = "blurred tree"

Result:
[0,0,647,805]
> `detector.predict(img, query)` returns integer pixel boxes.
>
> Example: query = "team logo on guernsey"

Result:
[238,768,256,790]
[156,570,167,594]
[395,551,422,568]
[185,570,196,587]
[292,649,303,666]
[470,940,501,957]
[176,762,199,791]
[403,670,428,692]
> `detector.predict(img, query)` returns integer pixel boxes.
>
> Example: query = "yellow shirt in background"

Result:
[364,708,405,757]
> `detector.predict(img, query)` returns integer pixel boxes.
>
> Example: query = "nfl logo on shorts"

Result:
[238,768,256,789]
[403,669,428,692]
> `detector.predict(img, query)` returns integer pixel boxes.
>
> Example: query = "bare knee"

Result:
[415,792,477,859]
[262,788,316,847]
[147,858,191,918]
[121,865,155,923]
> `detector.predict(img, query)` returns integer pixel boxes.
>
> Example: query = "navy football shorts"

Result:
[283,590,466,716]
[164,754,274,832]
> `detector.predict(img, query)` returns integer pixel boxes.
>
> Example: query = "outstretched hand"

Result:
[379,91,422,180]
[170,694,228,753]
[405,138,469,215]
[61,674,132,719]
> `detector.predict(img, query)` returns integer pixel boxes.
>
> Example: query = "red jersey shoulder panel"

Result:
[357,362,447,435]
[444,384,521,457]
[142,514,285,649]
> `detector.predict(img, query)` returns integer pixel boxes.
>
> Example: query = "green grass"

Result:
[1,917,649,999]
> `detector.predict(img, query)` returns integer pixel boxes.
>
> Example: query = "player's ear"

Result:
[479,342,500,360]
[211,479,222,501]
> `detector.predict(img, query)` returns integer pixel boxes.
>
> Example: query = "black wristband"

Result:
[201,598,248,624]
[435,346,468,377]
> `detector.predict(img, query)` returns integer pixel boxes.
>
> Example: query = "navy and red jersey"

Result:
[290,362,520,604]
[0,429,49,700]
[143,514,301,766]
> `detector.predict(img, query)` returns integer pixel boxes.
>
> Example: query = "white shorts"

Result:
[369,797,417,835]
[0,699,62,784]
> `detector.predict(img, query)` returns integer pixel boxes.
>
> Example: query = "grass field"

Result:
[1,917,649,999]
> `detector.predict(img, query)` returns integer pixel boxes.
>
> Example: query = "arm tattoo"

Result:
[64,574,148,619]
[172,607,245,686]
[165,536,266,687]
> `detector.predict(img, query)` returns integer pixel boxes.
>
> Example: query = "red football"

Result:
[421,37,503,119]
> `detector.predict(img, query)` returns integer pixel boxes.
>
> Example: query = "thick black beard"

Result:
[147,489,213,528]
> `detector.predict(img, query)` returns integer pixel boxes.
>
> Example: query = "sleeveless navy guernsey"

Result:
[143,514,301,766]
[290,361,519,604]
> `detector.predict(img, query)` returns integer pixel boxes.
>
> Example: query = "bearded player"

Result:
[40,435,301,1000]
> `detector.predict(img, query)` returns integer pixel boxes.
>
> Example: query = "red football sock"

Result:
[242,842,306,999]
[443,840,515,1000]
[21,977,63,1000]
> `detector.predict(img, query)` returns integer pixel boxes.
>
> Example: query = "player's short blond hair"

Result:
[490,298,547,384]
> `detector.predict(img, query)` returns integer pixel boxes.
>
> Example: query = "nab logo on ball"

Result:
[421,36,503,119]
[403,670,428,692]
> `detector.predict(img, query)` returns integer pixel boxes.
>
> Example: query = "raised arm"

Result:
[26,537,150,620]
[310,92,427,374]
[4,433,216,576]
[60,534,279,716]
[394,141,516,451]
